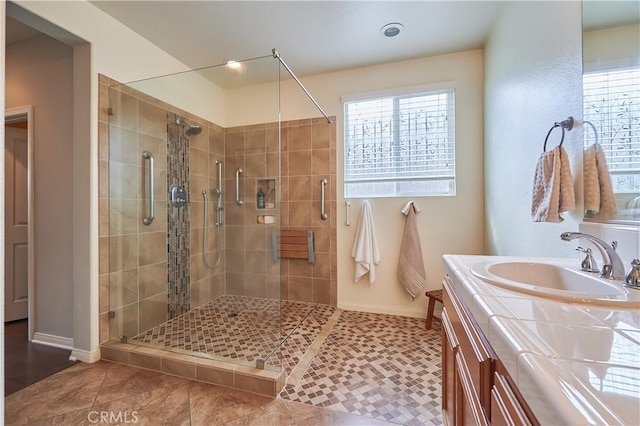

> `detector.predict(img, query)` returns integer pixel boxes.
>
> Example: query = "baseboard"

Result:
[338,302,426,319]
[70,347,101,363]
[32,332,74,350]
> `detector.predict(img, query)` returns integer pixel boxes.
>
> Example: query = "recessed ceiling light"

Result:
[225,60,241,69]
[380,22,404,38]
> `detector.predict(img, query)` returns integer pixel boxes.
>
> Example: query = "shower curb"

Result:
[100,342,286,398]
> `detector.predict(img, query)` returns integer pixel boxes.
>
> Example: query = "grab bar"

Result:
[345,201,351,226]
[142,151,154,225]
[320,178,328,221]
[215,160,223,226]
[235,168,244,205]
[216,160,223,194]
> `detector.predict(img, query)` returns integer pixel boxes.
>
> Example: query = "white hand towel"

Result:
[592,147,617,221]
[398,202,426,300]
[531,146,575,222]
[351,200,380,284]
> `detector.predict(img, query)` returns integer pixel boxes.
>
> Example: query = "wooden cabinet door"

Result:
[491,373,533,426]
[442,309,458,426]
[443,276,494,414]
[456,351,489,426]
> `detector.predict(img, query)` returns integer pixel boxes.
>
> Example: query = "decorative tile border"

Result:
[167,113,191,318]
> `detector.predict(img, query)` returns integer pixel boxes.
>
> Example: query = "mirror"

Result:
[582,1,640,223]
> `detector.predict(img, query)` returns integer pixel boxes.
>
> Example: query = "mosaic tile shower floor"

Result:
[130,295,335,373]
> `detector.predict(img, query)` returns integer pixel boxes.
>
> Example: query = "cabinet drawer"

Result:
[443,276,494,413]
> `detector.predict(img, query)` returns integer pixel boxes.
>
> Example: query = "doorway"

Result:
[4,106,33,330]
[4,107,77,395]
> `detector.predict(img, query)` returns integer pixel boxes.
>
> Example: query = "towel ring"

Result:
[543,124,565,152]
[583,120,599,147]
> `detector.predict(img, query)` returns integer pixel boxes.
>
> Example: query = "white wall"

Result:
[484,1,583,257]
[227,50,485,318]
[5,34,74,339]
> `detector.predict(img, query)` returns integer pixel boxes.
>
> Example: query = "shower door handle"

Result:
[320,178,328,221]
[142,151,154,225]
[235,168,244,205]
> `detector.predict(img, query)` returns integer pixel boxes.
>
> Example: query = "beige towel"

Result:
[398,202,426,299]
[592,147,617,220]
[351,200,380,284]
[583,145,600,212]
[531,146,575,222]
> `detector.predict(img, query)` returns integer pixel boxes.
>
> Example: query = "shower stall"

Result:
[102,52,336,380]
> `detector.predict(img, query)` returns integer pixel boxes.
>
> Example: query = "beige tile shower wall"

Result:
[223,123,282,299]
[281,118,337,305]
[222,117,337,305]
[99,75,227,345]
[102,78,169,341]
[188,116,226,308]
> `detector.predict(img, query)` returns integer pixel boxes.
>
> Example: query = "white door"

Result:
[5,123,29,322]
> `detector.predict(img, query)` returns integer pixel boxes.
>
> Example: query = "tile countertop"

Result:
[442,255,640,426]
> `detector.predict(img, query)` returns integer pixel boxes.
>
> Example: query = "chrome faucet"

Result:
[560,232,625,280]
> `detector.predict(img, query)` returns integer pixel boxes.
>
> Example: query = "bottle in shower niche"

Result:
[257,187,265,209]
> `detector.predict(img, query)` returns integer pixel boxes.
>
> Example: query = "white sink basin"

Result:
[470,260,640,307]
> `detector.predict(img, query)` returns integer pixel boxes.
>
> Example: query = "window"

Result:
[344,88,455,198]
[583,67,640,193]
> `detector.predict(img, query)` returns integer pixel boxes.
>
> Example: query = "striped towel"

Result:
[398,202,426,300]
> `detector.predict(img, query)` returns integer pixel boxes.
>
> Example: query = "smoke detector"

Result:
[380,22,404,38]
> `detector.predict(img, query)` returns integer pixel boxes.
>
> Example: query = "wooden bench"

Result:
[425,289,443,330]
[271,230,315,264]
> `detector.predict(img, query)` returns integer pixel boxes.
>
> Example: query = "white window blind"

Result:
[344,89,456,198]
[584,67,640,193]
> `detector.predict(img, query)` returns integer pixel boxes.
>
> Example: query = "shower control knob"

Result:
[170,186,188,207]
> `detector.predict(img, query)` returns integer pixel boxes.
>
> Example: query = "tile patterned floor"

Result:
[130,295,334,372]
[5,304,443,425]
[4,361,391,425]
[280,310,443,426]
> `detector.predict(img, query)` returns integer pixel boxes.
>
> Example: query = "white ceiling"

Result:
[7,1,638,87]
[88,1,506,80]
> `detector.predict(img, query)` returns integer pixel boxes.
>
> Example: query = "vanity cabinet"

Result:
[491,371,532,426]
[442,276,537,426]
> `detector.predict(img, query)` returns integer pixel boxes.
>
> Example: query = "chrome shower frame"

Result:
[272,49,332,124]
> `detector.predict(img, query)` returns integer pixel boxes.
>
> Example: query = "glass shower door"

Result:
[106,56,283,371]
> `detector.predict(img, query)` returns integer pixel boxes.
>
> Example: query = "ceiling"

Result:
[6,1,638,87]
[88,1,506,80]
[582,0,640,31]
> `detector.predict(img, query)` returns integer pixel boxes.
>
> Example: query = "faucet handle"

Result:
[624,259,640,289]
[576,247,599,273]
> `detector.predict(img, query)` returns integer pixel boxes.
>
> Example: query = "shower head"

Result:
[176,118,202,136]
